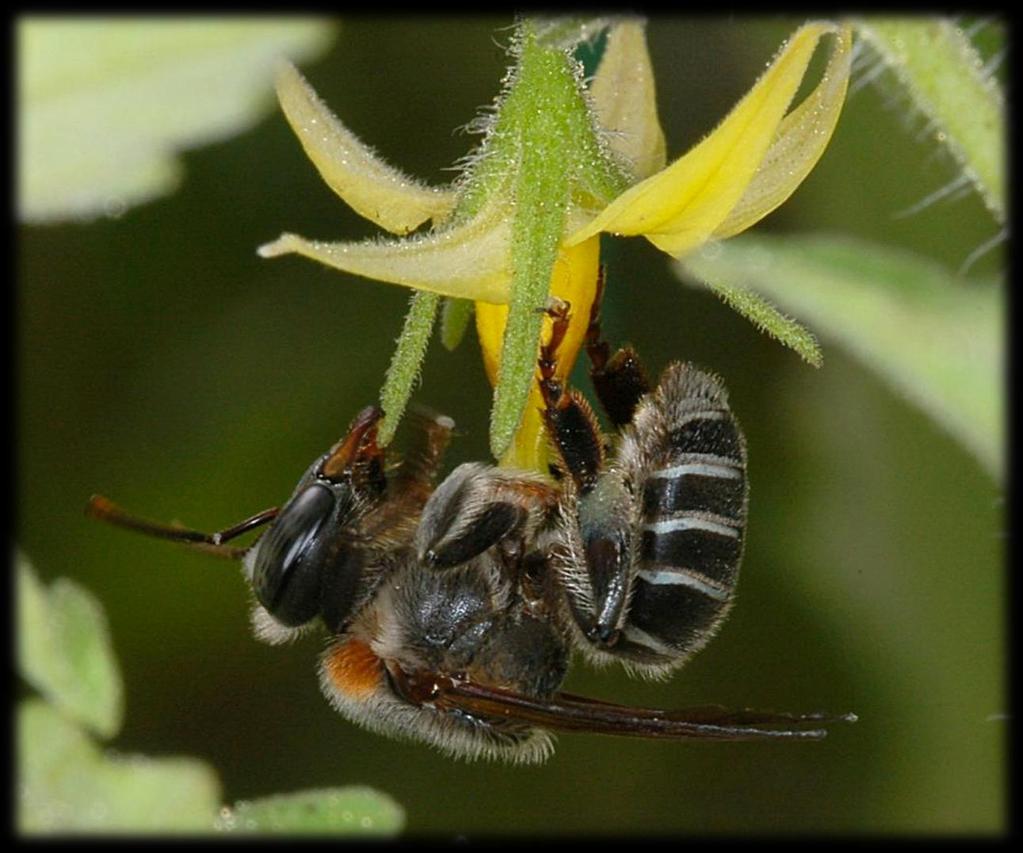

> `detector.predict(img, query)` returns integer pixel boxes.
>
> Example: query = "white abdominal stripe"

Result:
[650,459,742,481]
[643,515,741,539]
[619,441,746,663]
[636,566,730,600]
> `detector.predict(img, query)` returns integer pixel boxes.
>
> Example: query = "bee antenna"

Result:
[86,494,277,558]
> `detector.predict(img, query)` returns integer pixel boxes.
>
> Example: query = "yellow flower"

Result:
[259,19,852,471]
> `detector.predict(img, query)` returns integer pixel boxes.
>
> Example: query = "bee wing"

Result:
[434,679,855,742]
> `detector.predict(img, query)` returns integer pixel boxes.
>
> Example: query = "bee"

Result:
[87,277,853,763]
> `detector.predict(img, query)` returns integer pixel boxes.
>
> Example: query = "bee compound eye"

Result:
[319,546,364,634]
[252,482,337,627]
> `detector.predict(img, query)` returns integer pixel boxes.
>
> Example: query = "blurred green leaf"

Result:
[17,552,124,739]
[18,700,221,834]
[216,787,405,835]
[17,16,336,223]
[16,554,404,835]
[852,17,1005,224]
[677,233,1003,481]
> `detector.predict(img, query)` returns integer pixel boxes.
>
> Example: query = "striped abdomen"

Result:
[617,363,748,669]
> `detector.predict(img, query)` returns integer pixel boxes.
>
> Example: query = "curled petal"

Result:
[589,20,666,179]
[566,21,848,257]
[713,23,852,240]
[275,60,456,235]
[258,196,512,304]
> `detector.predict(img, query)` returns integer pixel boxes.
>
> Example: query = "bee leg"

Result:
[536,299,636,647]
[415,463,557,569]
[394,405,456,495]
[584,267,651,430]
[538,301,605,495]
[558,467,636,649]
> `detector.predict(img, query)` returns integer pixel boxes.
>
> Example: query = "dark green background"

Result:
[18,16,1005,835]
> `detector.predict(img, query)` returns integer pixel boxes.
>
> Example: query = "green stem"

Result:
[378,290,439,446]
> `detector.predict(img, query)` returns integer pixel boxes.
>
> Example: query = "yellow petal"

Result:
[475,236,601,469]
[589,20,666,180]
[258,195,512,303]
[566,21,844,257]
[712,23,852,240]
[275,60,456,235]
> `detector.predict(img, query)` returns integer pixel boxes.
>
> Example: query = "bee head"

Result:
[249,407,385,631]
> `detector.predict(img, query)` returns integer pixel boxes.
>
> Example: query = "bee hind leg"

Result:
[538,301,605,495]
[584,267,651,430]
